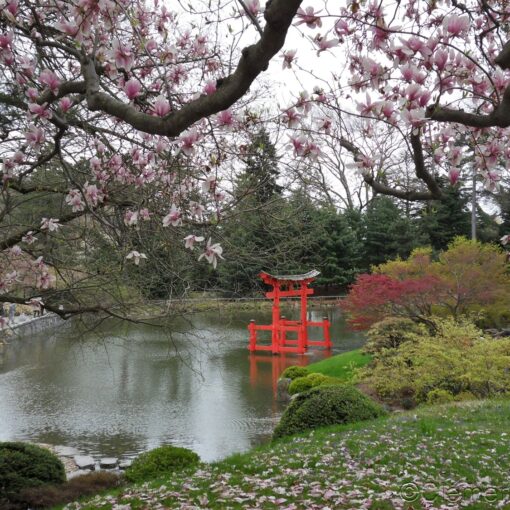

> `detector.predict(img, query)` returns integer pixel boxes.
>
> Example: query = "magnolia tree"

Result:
[279,1,510,219]
[0,0,302,320]
[2,0,510,321]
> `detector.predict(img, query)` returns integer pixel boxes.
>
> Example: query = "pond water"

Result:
[0,306,365,462]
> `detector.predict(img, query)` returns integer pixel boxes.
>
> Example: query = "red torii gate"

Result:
[248,270,331,354]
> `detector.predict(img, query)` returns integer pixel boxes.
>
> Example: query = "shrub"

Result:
[0,442,65,503]
[364,317,425,355]
[124,445,200,482]
[288,373,341,395]
[281,365,309,380]
[17,472,122,509]
[272,385,386,440]
[426,389,455,405]
[360,317,510,407]
[305,372,328,386]
[288,376,314,395]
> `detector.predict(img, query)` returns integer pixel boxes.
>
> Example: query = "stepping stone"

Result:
[119,459,132,469]
[67,469,90,480]
[74,455,95,470]
[54,446,80,457]
[100,457,118,469]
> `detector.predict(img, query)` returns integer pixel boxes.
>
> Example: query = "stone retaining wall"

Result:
[0,313,68,341]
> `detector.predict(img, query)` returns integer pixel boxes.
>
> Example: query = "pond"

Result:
[0,306,365,462]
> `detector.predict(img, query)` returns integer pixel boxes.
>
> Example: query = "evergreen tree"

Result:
[363,196,421,268]
[417,184,471,250]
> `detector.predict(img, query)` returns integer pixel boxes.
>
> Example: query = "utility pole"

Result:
[471,170,477,241]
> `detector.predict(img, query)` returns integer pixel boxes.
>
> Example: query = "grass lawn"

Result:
[60,398,510,510]
[306,348,372,381]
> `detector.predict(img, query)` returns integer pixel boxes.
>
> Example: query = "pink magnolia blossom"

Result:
[41,217,60,232]
[126,251,147,265]
[36,271,56,290]
[198,238,224,269]
[26,87,38,101]
[179,129,200,157]
[111,40,134,71]
[162,204,182,227]
[84,182,104,206]
[216,109,235,129]
[501,234,510,246]
[124,210,139,226]
[244,0,260,16]
[22,231,37,244]
[288,135,307,156]
[55,19,78,36]
[184,234,205,250]
[203,80,216,95]
[124,78,141,100]
[282,49,297,69]
[28,102,52,120]
[39,69,60,95]
[201,174,217,194]
[482,169,501,192]
[189,201,205,218]
[281,108,301,128]
[59,97,73,112]
[10,245,22,256]
[295,6,322,29]
[0,31,13,49]
[152,95,171,117]
[139,208,151,221]
[25,125,45,150]
[443,15,469,37]
[65,190,85,212]
[448,167,461,185]
[314,34,339,55]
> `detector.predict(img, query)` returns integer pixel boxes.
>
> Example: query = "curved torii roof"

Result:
[259,270,320,285]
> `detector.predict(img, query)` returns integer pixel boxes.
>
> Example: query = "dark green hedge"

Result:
[0,442,66,503]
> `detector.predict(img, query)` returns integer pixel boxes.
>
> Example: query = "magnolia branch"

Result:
[81,0,302,137]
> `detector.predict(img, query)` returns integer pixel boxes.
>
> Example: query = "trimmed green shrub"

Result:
[281,365,309,380]
[124,445,200,482]
[273,385,386,440]
[364,317,425,355]
[288,376,314,395]
[0,442,65,503]
[426,389,455,405]
[306,372,328,386]
[288,373,342,396]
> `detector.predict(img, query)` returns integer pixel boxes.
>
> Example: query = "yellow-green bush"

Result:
[288,372,341,395]
[281,365,309,380]
[364,317,426,355]
[360,318,510,407]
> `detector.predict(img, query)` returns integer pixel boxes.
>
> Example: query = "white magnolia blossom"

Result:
[40,217,60,231]
[126,250,147,265]
[198,238,223,269]
[184,235,204,250]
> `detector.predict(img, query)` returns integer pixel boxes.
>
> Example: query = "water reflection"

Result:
[0,307,364,461]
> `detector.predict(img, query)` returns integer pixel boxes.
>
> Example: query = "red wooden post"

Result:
[323,316,332,349]
[248,319,256,352]
[299,282,307,353]
[272,282,281,354]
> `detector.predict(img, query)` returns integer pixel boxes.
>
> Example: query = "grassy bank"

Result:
[59,398,510,509]
[307,348,372,381]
